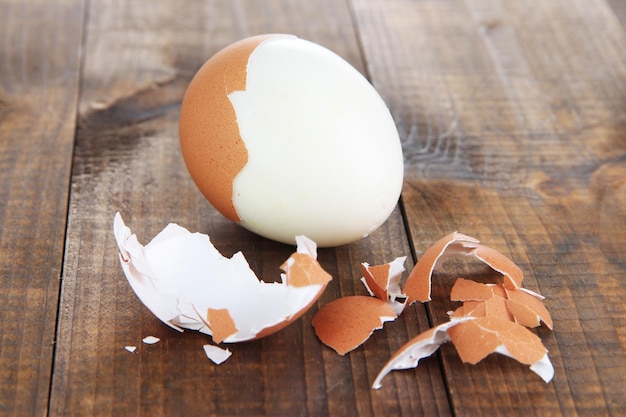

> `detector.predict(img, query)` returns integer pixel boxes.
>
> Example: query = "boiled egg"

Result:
[179,34,403,247]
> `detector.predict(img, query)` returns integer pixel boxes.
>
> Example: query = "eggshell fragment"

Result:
[450,278,507,301]
[447,317,553,382]
[311,296,397,355]
[360,257,407,315]
[450,295,514,322]
[448,300,483,318]
[179,34,404,247]
[203,344,232,365]
[360,256,406,301]
[142,336,160,345]
[403,232,480,303]
[470,244,523,289]
[113,213,332,343]
[361,263,391,300]
[403,232,524,303]
[450,278,552,329]
[449,279,512,321]
[372,318,473,389]
[504,288,553,329]
[282,253,332,288]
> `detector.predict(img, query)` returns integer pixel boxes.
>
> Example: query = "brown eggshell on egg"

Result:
[179,34,291,222]
[178,34,404,247]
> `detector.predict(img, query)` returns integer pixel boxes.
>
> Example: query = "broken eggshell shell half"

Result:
[178,34,404,247]
[113,213,332,343]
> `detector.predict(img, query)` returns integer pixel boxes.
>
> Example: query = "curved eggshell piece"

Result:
[403,232,480,303]
[504,288,553,330]
[113,213,333,344]
[447,317,547,366]
[311,295,397,355]
[372,318,472,389]
[404,232,524,303]
[470,244,524,289]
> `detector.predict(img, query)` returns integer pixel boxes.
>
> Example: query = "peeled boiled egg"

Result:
[179,34,403,247]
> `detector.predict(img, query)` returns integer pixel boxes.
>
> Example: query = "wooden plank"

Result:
[352,0,626,415]
[50,1,450,415]
[607,0,626,27]
[0,0,84,415]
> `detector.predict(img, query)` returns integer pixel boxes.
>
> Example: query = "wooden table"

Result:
[2,0,625,415]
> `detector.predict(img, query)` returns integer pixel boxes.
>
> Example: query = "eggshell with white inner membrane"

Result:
[179,34,404,247]
[113,213,332,344]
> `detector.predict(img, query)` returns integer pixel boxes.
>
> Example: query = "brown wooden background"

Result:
[1,0,625,416]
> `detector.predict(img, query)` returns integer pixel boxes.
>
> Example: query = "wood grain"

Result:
[0,0,84,415]
[352,0,626,415]
[2,0,625,415]
[49,1,448,416]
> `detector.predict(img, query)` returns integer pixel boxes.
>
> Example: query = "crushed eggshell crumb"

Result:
[125,346,137,353]
[312,296,397,355]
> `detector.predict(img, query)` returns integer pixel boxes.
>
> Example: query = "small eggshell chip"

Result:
[360,256,406,302]
[311,296,397,355]
[113,213,332,343]
[142,336,160,345]
[179,34,404,247]
[361,263,392,301]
